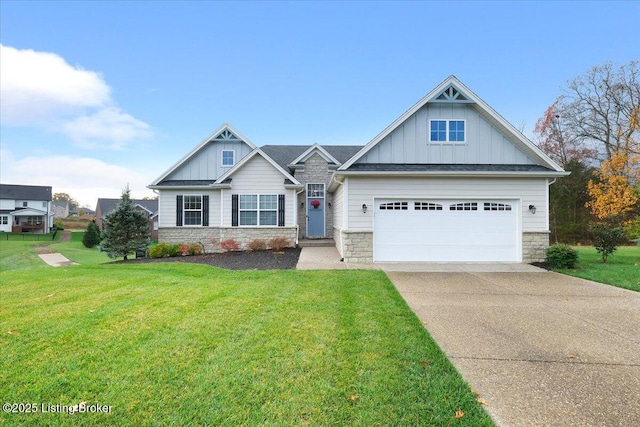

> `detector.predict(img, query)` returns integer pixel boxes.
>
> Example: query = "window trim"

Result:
[429,119,466,144]
[183,194,203,226]
[238,194,278,226]
[221,150,235,167]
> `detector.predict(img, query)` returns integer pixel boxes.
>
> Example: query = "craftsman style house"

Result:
[149,76,567,263]
[0,184,54,234]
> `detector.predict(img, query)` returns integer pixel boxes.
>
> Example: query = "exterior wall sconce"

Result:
[300,202,304,208]
[362,203,368,214]
[327,202,332,208]
[528,204,537,214]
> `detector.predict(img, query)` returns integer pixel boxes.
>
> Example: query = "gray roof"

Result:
[261,145,363,171]
[0,184,52,201]
[96,198,158,216]
[155,180,217,187]
[346,164,556,172]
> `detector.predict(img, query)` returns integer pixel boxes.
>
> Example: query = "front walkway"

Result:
[38,252,78,267]
[296,246,545,272]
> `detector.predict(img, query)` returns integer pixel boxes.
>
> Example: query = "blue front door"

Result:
[307,183,325,237]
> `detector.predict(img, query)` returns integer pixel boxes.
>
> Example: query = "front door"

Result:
[306,183,325,237]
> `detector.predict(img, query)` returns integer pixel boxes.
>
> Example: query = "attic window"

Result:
[222,150,235,166]
[434,86,469,101]
[430,120,465,143]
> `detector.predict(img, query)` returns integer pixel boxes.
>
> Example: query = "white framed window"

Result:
[0,216,7,225]
[239,194,278,226]
[379,202,408,211]
[183,195,203,226]
[42,202,47,208]
[415,202,443,211]
[22,201,28,207]
[450,202,477,211]
[429,120,466,143]
[484,202,512,211]
[222,150,235,166]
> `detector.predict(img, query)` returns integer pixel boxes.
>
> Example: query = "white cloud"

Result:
[62,107,154,150]
[0,148,156,208]
[0,44,153,150]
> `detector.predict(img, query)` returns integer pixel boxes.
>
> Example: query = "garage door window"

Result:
[379,202,408,210]
[450,202,477,211]
[484,202,512,211]
[415,202,443,211]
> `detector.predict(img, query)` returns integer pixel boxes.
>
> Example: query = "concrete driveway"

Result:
[386,270,640,427]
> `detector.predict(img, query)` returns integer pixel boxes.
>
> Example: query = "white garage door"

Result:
[374,199,518,262]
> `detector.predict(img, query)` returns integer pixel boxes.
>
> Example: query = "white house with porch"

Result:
[0,184,54,234]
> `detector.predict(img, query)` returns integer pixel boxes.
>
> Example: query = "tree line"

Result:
[534,61,639,246]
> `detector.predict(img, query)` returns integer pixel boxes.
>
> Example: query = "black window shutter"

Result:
[202,195,209,226]
[176,195,183,226]
[231,194,238,227]
[278,194,285,227]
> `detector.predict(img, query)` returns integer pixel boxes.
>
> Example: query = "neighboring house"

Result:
[95,198,159,241]
[149,76,568,263]
[52,200,70,218]
[0,184,54,234]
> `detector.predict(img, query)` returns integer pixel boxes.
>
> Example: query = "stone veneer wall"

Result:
[340,230,373,263]
[522,231,549,263]
[295,153,334,238]
[159,227,297,253]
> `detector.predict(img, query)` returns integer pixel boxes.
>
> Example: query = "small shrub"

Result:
[546,244,578,269]
[269,236,291,252]
[188,243,203,255]
[82,220,101,248]
[590,222,627,263]
[168,244,182,257]
[247,239,267,251]
[220,239,240,252]
[53,220,65,230]
[179,244,189,256]
[149,243,171,258]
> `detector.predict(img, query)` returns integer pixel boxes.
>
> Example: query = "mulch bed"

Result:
[110,248,302,270]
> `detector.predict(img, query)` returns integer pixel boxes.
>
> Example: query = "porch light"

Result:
[528,204,537,214]
[362,203,368,214]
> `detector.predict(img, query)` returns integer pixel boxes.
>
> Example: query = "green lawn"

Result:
[557,246,640,292]
[0,239,493,426]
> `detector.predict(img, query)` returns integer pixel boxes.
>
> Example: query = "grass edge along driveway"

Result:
[1,264,494,426]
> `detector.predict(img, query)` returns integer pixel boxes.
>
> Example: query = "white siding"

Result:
[332,182,344,229]
[359,104,534,165]
[158,190,220,227]
[166,140,253,181]
[345,177,547,232]
[221,155,295,227]
[0,199,15,210]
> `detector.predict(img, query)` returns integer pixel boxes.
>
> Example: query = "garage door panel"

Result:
[374,199,518,262]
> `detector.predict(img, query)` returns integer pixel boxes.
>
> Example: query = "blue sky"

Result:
[1,1,638,207]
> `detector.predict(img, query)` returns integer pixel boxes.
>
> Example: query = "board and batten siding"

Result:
[158,190,220,228]
[346,177,548,231]
[358,104,534,165]
[221,155,295,227]
[166,140,253,181]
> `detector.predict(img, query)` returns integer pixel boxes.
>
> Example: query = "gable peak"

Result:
[212,127,240,141]
[433,84,470,102]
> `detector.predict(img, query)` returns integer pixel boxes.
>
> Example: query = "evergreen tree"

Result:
[82,220,101,248]
[100,186,151,260]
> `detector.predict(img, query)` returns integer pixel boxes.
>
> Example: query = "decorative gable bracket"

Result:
[432,85,471,103]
